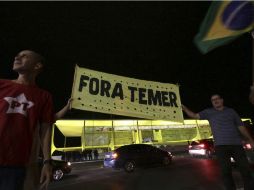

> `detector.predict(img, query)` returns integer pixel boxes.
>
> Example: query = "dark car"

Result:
[188,139,254,164]
[51,159,72,181]
[242,121,254,165]
[245,145,254,165]
[231,142,254,165]
[38,159,72,181]
[188,139,215,158]
[104,144,172,172]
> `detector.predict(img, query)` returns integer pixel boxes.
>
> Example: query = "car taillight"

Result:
[244,144,252,150]
[199,144,205,148]
[112,153,118,159]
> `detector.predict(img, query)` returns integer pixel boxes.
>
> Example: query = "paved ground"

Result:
[48,154,253,190]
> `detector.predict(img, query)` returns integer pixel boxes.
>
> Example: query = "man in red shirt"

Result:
[0,50,54,190]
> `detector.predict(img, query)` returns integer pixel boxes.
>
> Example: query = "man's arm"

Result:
[40,123,52,190]
[55,98,72,120]
[182,105,200,119]
[238,125,254,149]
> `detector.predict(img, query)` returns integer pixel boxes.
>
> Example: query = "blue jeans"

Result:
[0,167,26,190]
[215,145,254,190]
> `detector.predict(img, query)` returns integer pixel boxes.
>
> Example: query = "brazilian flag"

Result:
[195,1,254,54]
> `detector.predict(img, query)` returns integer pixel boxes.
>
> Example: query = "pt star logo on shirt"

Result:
[4,93,34,116]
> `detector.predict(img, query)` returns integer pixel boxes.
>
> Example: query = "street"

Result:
[48,155,247,190]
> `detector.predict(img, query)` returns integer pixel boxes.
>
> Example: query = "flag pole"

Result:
[252,31,254,84]
[249,31,254,105]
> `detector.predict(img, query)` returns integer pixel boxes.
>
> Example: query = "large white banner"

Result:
[71,65,183,122]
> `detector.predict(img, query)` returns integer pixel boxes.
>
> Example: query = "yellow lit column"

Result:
[137,121,142,143]
[153,129,162,143]
[194,120,202,140]
[81,120,85,151]
[51,124,57,155]
[108,120,115,150]
[132,130,140,144]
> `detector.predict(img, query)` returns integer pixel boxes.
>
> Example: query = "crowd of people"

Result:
[63,149,100,162]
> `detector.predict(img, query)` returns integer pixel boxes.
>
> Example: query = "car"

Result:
[51,159,72,181]
[188,139,254,163]
[244,144,254,164]
[188,139,215,158]
[103,144,172,173]
[242,121,254,165]
[38,158,72,181]
[231,142,254,165]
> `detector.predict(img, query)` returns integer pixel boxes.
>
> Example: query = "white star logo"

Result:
[4,93,34,116]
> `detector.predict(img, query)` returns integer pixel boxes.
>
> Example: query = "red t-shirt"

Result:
[0,79,54,166]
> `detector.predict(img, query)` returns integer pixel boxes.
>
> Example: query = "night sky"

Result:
[0,2,253,120]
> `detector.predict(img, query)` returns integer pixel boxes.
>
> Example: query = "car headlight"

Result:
[67,162,71,166]
[112,153,118,159]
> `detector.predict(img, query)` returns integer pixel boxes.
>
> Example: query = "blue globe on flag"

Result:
[222,1,254,30]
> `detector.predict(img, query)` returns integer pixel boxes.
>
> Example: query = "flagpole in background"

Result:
[249,31,254,105]
[252,31,254,84]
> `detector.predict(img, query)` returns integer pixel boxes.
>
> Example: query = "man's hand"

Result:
[39,163,52,190]
[181,104,186,111]
[67,98,73,110]
[181,104,200,119]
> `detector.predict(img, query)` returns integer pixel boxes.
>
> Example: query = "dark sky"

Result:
[0,2,253,120]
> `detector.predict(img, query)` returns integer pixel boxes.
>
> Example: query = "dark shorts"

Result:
[215,145,254,190]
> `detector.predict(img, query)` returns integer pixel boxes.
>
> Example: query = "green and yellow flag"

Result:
[195,1,254,54]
